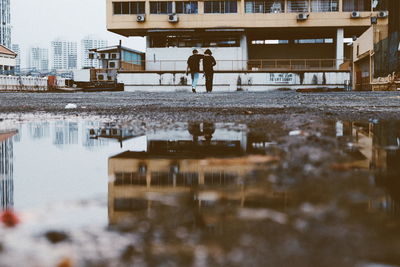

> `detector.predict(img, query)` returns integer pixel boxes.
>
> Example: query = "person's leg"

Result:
[205,72,211,92]
[192,72,199,92]
[190,73,196,92]
[207,72,214,92]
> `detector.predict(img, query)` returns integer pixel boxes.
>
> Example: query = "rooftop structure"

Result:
[107,0,389,72]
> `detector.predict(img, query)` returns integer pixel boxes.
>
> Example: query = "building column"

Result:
[240,34,248,71]
[339,0,343,12]
[336,28,344,69]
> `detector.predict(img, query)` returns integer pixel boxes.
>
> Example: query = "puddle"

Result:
[0,119,399,266]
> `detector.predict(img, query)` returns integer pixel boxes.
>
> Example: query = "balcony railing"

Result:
[120,59,351,72]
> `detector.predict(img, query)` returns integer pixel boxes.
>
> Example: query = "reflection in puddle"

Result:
[0,119,399,265]
[340,121,400,215]
[0,130,17,210]
[108,122,282,226]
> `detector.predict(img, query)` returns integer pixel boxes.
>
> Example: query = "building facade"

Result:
[352,0,398,90]
[0,45,16,75]
[0,0,11,49]
[81,36,108,68]
[51,40,78,71]
[28,47,49,72]
[107,0,388,72]
[11,44,21,74]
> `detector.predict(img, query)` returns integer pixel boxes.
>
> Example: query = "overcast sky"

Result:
[11,0,145,67]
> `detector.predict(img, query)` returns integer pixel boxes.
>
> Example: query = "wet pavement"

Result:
[0,116,399,266]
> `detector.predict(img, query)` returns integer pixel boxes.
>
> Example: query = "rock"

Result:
[45,231,69,244]
[65,103,77,109]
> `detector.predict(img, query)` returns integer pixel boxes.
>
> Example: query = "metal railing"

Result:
[120,59,351,72]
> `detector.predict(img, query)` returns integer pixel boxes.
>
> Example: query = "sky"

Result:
[11,0,146,68]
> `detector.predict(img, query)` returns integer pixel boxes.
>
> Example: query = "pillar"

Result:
[336,28,344,69]
[240,34,248,71]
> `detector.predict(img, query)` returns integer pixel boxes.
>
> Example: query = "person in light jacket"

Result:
[186,49,204,93]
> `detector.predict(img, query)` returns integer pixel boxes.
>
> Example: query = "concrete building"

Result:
[11,44,21,74]
[0,0,11,49]
[51,40,78,71]
[352,1,399,90]
[106,0,389,91]
[81,36,108,68]
[0,44,16,75]
[28,47,49,72]
[107,0,388,69]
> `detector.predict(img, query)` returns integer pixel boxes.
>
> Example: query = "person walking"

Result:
[186,49,203,93]
[202,49,216,93]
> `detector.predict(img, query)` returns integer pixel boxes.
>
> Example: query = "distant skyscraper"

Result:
[51,39,78,70]
[28,47,49,71]
[0,0,11,48]
[81,36,108,68]
[11,44,21,73]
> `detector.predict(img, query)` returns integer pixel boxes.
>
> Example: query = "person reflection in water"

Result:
[188,122,215,142]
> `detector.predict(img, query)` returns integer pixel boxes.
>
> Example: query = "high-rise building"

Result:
[0,0,11,48]
[51,39,78,70]
[11,44,21,74]
[81,36,108,68]
[28,47,49,72]
[106,0,389,71]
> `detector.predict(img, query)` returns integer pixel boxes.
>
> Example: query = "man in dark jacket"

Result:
[186,49,203,93]
[202,49,216,93]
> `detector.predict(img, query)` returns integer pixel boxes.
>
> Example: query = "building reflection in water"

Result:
[53,122,79,146]
[89,122,142,148]
[108,122,285,226]
[0,130,17,211]
[340,121,400,215]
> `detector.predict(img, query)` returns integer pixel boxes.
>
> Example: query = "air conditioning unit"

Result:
[136,14,146,22]
[297,13,309,21]
[351,11,361,18]
[168,13,179,23]
[377,11,388,18]
[96,73,107,81]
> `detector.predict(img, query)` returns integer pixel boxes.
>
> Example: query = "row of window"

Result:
[113,0,383,15]
[113,1,236,14]
[149,35,240,48]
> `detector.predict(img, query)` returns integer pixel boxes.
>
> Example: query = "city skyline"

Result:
[11,0,145,68]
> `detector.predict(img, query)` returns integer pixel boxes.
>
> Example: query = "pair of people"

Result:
[186,49,216,93]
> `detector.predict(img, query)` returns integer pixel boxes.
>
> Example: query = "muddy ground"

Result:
[0,91,399,267]
[0,91,399,122]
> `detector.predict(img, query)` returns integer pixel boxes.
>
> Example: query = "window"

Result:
[311,0,338,12]
[287,0,309,13]
[113,2,145,14]
[150,1,173,14]
[204,1,238,13]
[175,1,198,14]
[149,35,240,47]
[245,0,285,13]
[343,0,372,12]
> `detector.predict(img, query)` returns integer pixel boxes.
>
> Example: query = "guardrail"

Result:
[120,59,351,72]
[0,75,48,91]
